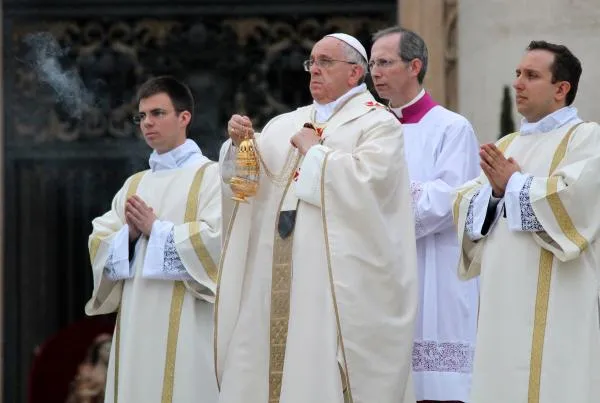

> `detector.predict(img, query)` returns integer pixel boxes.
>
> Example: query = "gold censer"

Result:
[230,137,260,202]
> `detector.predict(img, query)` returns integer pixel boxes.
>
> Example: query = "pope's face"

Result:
[308,37,361,104]
[512,49,568,122]
[137,92,190,154]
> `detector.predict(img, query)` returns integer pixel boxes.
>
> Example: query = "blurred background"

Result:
[1,0,599,401]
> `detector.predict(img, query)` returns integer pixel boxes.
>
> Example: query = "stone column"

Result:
[398,0,458,110]
[459,0,600,143]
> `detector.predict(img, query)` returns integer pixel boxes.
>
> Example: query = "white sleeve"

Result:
[294,144,330,207]
[412,118,480,239]
[103,225,135,281]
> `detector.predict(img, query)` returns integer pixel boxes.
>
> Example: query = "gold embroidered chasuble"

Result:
[216,91,419,403]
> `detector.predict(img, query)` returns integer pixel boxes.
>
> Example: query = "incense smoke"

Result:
[23,32,95,120]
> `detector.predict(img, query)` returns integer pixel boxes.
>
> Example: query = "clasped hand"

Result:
[479,143,521,197]
[290,126,321,156]
[125,195,157,241]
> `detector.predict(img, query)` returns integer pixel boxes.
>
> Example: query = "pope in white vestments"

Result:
[216,33,418,403]
[371,27,480,402]
[453,41,600,403]
[86,77,220,403]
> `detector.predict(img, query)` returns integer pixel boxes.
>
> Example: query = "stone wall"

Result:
[459,0,600,143]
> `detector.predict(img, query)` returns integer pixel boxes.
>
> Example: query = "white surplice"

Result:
[453,107,600,403]
[392,90,480,402]
[86,140,221,403]
[216,88,419,403]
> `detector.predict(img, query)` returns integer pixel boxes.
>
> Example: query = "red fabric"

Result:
[28,315,116,403]
[397,92,438,124]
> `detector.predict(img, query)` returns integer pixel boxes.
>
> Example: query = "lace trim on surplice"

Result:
[410,182,426,237]
[465,189,481,239]
[163,230,189,278]
[413,340,474,373]
[519,176,544,231]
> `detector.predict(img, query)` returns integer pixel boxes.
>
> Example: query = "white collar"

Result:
[148,139,209,172]
[390,88,425,118]
[519,106,581,135]
[313,84,367,123]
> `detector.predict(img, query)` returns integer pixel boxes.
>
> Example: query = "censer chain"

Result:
[252,137,300,187]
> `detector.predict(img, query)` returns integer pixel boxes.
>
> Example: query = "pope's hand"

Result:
[228,115,254,147]
[291,127,321,155]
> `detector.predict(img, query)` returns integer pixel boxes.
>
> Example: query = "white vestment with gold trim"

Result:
[86,156,221,403]
[216,90,419,403]
[453,119,600,403]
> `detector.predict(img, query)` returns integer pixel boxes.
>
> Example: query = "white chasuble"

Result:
[216,90,419,403]
[453,121,600,403]
[86,160,221,403]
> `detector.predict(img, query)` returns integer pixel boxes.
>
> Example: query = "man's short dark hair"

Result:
[136,75,195,116]
[527,40,582,106]
[372,26,429,84]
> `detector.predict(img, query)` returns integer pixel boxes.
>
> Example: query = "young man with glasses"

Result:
[86,76,220,402]
[216,33,418,403]
[370,27,480,403]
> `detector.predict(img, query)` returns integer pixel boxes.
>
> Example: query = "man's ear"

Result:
[179,110,192,127]
[409,59,422,78]
[349,64,365,86]
[556,81,571,103]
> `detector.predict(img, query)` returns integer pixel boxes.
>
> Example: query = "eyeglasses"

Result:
[368,58,405,71]
[132,108,172,125]
[303,58,357,71]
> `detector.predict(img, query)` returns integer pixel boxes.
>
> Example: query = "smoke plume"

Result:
[23,32,95,120]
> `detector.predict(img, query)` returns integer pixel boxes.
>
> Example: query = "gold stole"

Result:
[268,119,327,402]
[268,162,300,402]
[267,98,362,401]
